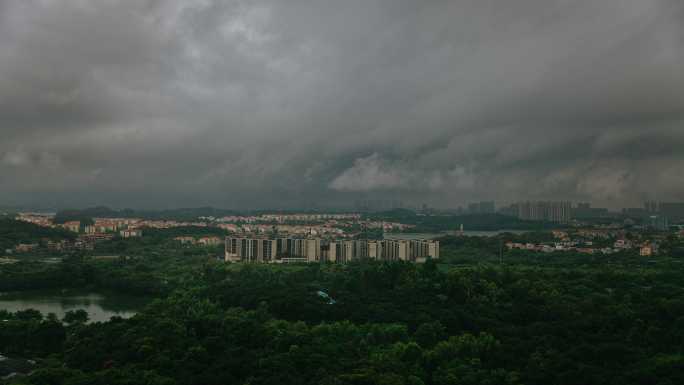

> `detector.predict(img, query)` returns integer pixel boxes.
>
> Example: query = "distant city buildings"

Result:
[225,236,439,264]
[621,207,648,218]
[248,213,361,223]
[467,201,495,214]
[516,201,573,223]
[497,204,518,217]
[647,215,669,231]
[613,201,684,224]
[474,200,684,225]
[572,203,609,219]
[355,200,405,212]
[645,201,659,214]
[636,201,684,221]
[8,200,684,260]
[658,202,684,221]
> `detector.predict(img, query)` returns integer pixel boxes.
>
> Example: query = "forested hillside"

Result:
[2,248,684,384]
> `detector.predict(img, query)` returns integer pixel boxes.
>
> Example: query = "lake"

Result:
[0,291,150,323]
[384,230,531,240]
[383,233,444,240]
[454,230,532,237]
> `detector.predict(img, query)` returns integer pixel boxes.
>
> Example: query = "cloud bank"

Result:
[1,0,683,209]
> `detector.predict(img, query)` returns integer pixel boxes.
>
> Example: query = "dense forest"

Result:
[1,231,684,384]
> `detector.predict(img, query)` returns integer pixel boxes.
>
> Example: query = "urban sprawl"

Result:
[6,200,684,262]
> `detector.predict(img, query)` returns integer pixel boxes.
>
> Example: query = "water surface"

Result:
[384,230,531,240]
[0,291,149,323]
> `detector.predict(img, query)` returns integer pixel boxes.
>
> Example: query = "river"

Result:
[0,290,150,323]
[384,230,532,240]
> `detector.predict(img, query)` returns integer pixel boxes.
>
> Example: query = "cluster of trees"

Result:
[0,219,75,251]
[1,255,683,384]
[2,290,519,385]
[2,228,684,384]
[141,226,228,240]
[0,309,89,357]
[0,252,182,295]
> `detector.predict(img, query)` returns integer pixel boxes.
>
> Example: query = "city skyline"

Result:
[4,199,684,216]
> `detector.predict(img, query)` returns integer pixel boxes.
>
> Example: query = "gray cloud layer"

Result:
[1,0,683,209]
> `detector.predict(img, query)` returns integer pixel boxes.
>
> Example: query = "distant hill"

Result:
[54,206,119,224]
[54,206,241,223]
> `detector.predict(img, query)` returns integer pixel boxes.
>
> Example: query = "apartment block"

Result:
[225,236,439,264]
[516,201,572,222]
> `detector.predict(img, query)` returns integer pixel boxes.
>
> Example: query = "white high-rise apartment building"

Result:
[225,236,439,264]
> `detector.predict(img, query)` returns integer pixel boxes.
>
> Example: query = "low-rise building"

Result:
[120,229,143,238]
[198,236,222,246]
[174,236,196,245]
[62,221,81,233]
[45,240,68,251]
[613,239,632,249]
[14,243,38,253]
[79,233,114,243]
[640,242,658,256]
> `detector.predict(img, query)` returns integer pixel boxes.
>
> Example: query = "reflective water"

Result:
[452,230,532,237]
[0,291,149,323]
[383,233,443,240]
[384,230,531,240]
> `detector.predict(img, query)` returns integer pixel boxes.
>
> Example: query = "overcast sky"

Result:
[1,0,683,210]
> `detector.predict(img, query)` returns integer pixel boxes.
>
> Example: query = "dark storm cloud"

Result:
[1,0,683,209]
